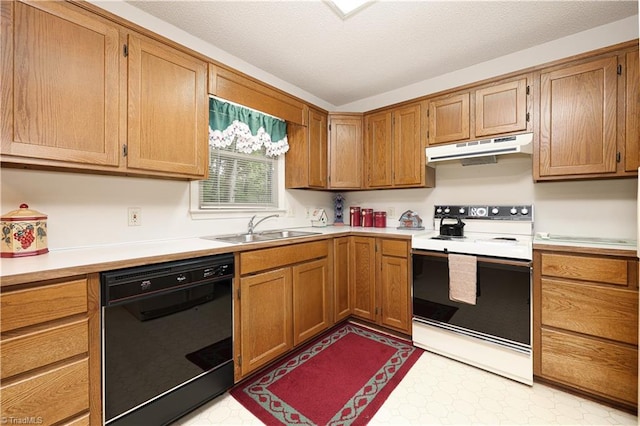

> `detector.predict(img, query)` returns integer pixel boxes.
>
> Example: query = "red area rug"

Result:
[230,322,422,425]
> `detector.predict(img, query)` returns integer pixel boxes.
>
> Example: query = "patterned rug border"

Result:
[231,322,423,425]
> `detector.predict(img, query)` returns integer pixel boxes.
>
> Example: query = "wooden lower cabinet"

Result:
[0,274,101,425]
[239,268,293,378]
[351,237,411,334]
[236,241,331,379]
[351,237,377,320]
[293,258,330,345]
[533,247,638,410]
[333,237,351,322]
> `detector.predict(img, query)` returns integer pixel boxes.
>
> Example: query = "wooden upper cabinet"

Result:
[308,108,328,187]
[365,102,431,189]
[365,111,393,187]
[428,93,470,145]
[538,56,618,177]
[285,106,328,189]
[625,50,639,172]
[393,104,424,186]
[127,33,208,178]
[427,76,530,147]
[1,0,120,166]
[328,114,363,189]
[475,78,528,137]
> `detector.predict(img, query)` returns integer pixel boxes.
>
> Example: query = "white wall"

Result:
[1,4,638,249]
[345,157,638,240]
[0,168,333,249]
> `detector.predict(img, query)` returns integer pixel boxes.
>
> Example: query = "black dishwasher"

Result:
[101,254,234,426]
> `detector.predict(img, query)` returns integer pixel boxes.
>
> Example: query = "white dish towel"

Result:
[448,253,477,305]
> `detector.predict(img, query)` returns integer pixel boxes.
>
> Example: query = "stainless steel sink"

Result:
[202,229,321,244]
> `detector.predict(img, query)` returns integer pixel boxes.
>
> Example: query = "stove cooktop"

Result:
[414,231,533,260]
[414,204,534,260]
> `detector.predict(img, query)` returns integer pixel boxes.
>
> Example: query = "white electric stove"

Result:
[411,205,534,385]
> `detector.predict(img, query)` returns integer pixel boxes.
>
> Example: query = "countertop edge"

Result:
[1,227,418,287]
[533,243,638,258]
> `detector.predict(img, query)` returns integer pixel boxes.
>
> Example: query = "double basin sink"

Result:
[202,229,321,244]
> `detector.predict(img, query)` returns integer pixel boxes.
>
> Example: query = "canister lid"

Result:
[1,204,47,221]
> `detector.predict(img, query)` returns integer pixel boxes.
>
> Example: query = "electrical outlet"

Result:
[305,208,311,219]
[388,207,396,218]
[128,207,141,226]
[287,207,295,217]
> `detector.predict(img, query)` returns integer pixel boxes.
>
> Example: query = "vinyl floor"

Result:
[173,350,638,425]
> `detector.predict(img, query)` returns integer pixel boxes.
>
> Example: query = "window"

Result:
[199,143,278,210]
[193,98,288,214]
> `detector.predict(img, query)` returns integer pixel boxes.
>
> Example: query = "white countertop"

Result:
[0,225,426,284]
[533,233,637,253]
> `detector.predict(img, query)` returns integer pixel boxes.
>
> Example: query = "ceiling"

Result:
[126,1,638,108]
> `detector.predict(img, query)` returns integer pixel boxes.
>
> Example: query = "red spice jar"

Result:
[373,211,387,228]
[361,209,374,227]
[350,207,361,226]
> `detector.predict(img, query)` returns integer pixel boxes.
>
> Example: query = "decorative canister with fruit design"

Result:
[1,204,48,257]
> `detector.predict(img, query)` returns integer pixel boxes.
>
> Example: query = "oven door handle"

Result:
[412,249,531,267]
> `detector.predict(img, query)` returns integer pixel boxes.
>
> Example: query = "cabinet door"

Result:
[1,1,120,166]
[378,239,410,333]
[428,93,470,145]
[292,258,330,345]
[625,50,639,172]
[308,108,328,187]
[328,116,363,188]
[379,255,410,333]
[365,111,393,188]
[240,268,292,377]
[393,104,423,186]
[127,33,208,178]
[333,237,351,322]
[539,57,617,177]
[475,78,528,137]
[350,237,376,321]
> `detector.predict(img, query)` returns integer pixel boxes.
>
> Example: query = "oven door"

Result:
[412,250,531,351]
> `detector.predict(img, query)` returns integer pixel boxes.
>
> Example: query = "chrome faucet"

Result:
[247,214,279,234]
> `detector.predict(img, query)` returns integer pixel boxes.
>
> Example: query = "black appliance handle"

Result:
[439,216,465,226]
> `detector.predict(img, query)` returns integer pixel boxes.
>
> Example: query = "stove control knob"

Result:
[458,207,465,214]
[521,207,529,215]
[444,207,450,214]
[510,207,517,215]
[436,207,442,214]
[491,207,499,215]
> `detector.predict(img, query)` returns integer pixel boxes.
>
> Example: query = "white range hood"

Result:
[426,132,533,163]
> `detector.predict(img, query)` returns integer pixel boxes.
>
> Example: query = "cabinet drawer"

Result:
[1,279,88,332]
[540,253,628,286]
[541,328,637,405]
[1,358,90,424]
[1,319,89,380]
[240,241,328,275]
[380,239,408,257]
[541,278,638,344]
